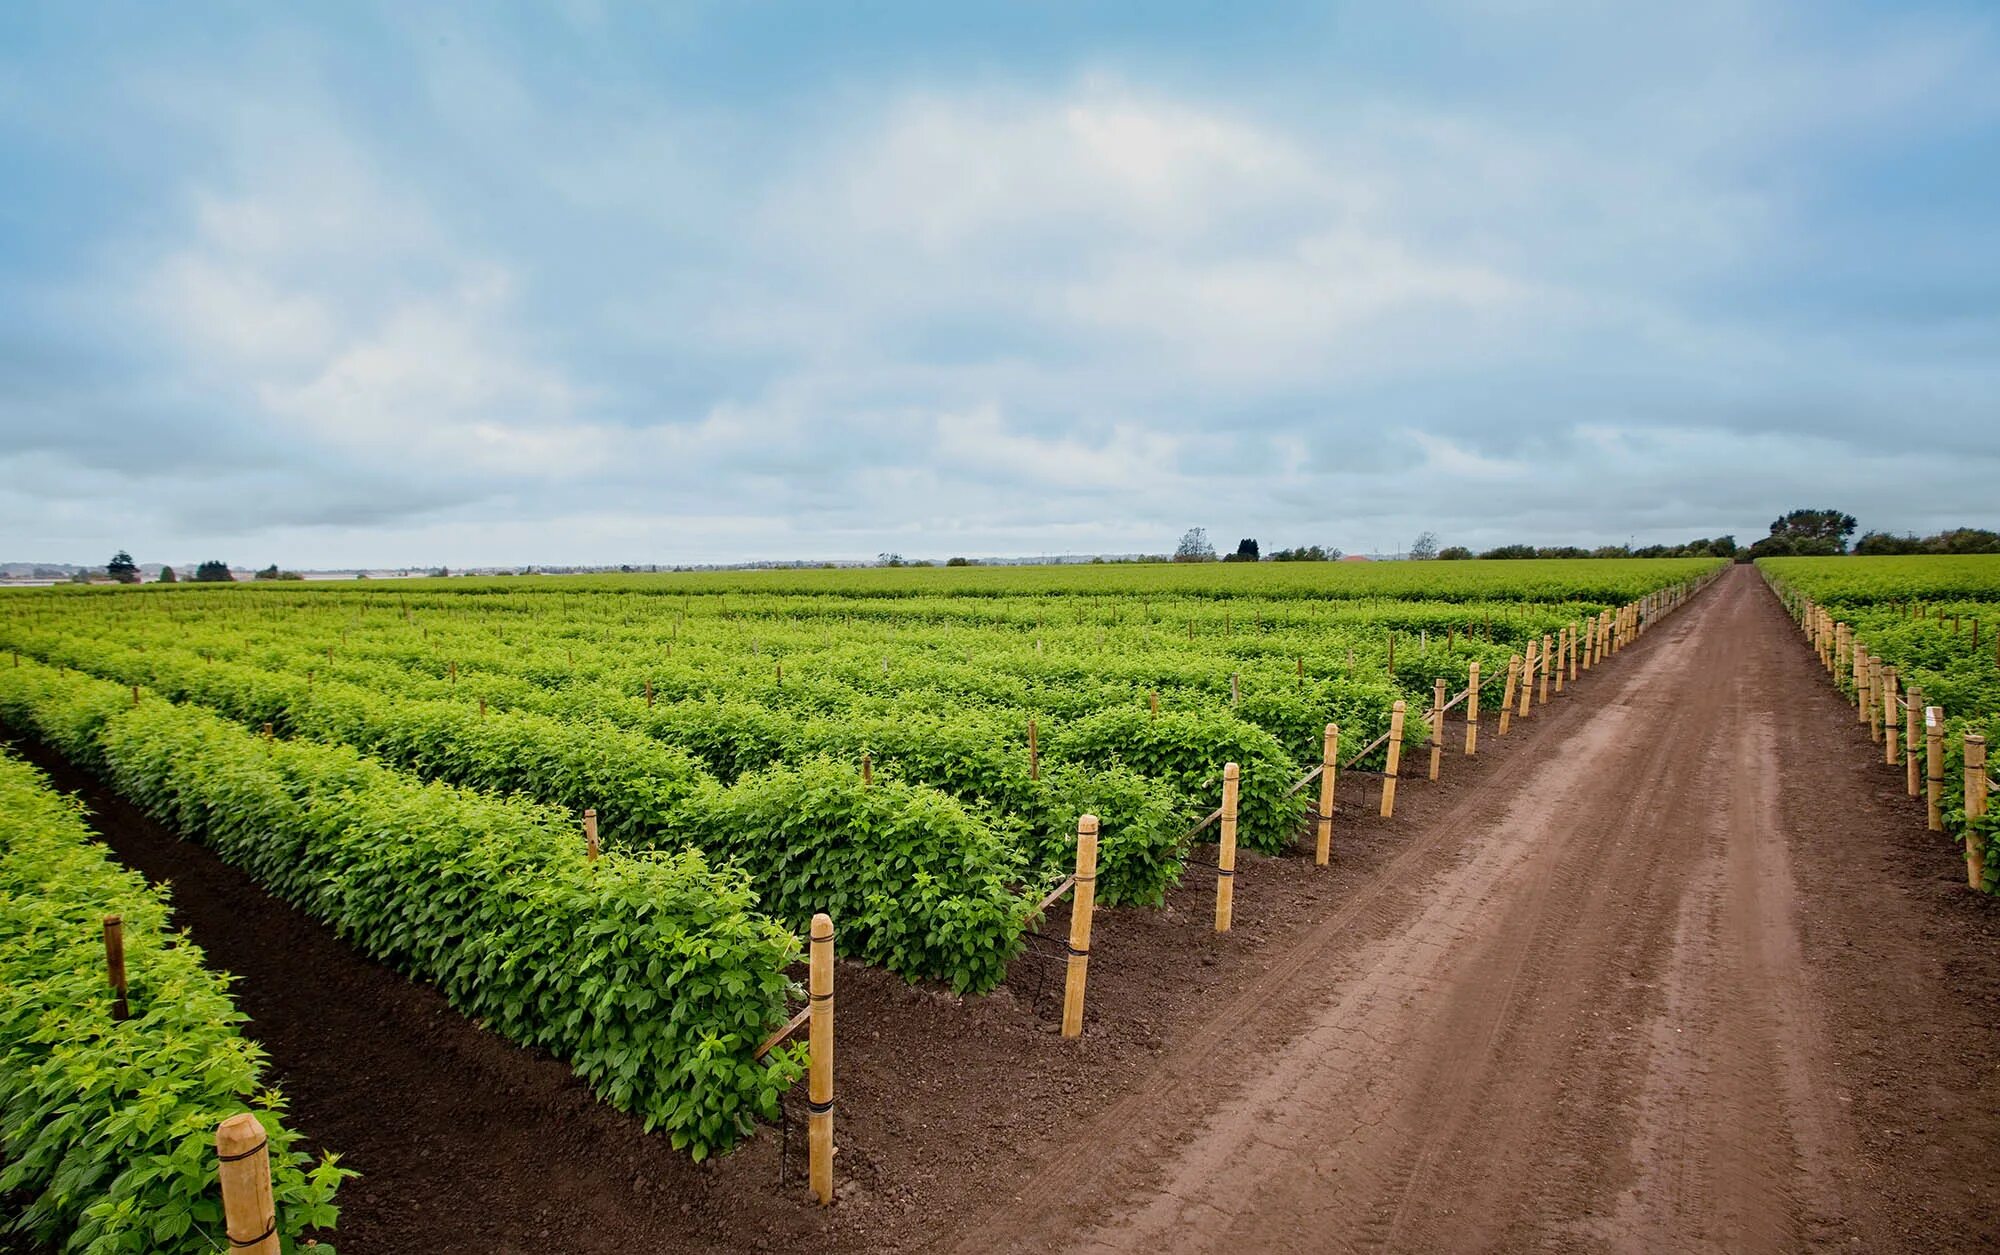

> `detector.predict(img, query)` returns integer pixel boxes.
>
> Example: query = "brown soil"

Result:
[10,565,1997,1253]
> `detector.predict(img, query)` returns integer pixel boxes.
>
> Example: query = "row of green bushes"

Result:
[0,747,348,1252]
[0,660,804,1160]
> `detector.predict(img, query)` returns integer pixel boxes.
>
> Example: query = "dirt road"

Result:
[963,566,2000,1253]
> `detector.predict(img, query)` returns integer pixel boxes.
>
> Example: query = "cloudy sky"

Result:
[3,2,1995,567]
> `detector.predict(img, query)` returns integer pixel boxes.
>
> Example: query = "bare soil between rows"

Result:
[8,566,1996,1252]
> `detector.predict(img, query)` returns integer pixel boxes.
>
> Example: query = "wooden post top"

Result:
[811,912,833,941]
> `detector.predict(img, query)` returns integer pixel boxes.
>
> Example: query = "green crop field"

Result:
[1759,555,2000,887]
[0,556,1720,1195]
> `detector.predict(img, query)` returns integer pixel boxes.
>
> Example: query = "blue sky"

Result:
[3,1,1996,567]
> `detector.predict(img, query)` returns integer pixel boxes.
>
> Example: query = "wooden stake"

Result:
[645,678,654,708]
[1903,686,1922,795]
[102,915,129,1021]
[215,1113,280,1255]
[1965,735,1988,891]
[1429,678,1445,781]
[1028,718,1039,781]
[1465,661,1481,755]
[449,660,457,685]
[1499,654,1520,736]
[1882,666,1900,765]
[478,697,487,719]
[1867,659,1883,744]
[1061,817,1098,1037]
[1517,642,1535,720]
[1149,690,1159,720]
[583,808,599,861]
[1215,763,1241,932]
[1315,724,1338,866]
[130,684,139,706]
[1926,707,1945,832]
[1554,628,1567,694]
[1538,634,1553,705]
[1381,700,1407,818]
[808,913,835,1205]
[860,751,872,786]
[1231,672,1240,707]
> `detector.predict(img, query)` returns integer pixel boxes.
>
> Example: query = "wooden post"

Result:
[1387,633,1395,674]
[1538,634,1552,705]
[261,723,273,740]
[1465,661,1481,756]
[1499,655,1520,735]
[807,913,835,1205]
[1028,718,1039,781]
[1853,643,1868,720]
[102,915,129,1021]
[1517,642,1535,720]
[215,1113,280,1255]
[478,697,487,719]
[1965,735,1988,891]
[1569,622,1580,681]
[1381,700,1407,818]
[1149,689,1159,720]
[1882,667,1899,765]
[1867,659,1883,743]
[583,808,599,861]
[1297,656,1305,682]
[860,751,872,787]
[1231,672,1240,707]
[1554,628,1567,694]
[1061,817,1098,1037]
[1926,706,1945,831]
[1215,763,1241,932]
[645,678,654,708]
[1315,724,1338,866]
[1904,686,1922,796]
[1429,678,1445,781]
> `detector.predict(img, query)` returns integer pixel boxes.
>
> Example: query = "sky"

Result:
[2,1,1996,568]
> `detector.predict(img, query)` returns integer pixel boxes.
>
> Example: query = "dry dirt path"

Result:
[959,565,2000,1253]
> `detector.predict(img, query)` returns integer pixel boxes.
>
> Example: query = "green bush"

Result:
[672,757,1033,992]
[1047,708,1309,854]
[0,749,349,1253]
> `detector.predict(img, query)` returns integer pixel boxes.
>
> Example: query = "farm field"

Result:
[9,558,2000,1252]
[0,557,1714,1250]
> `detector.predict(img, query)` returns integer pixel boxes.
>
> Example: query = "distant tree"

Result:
[1766,508,1858,552]
[1709,535,1738,557]
[1270,545,1340,562]
[877,552,905,567]
[255,564,281,580]
[1479,544,1537,560]
[1174,528,1217,563]
[1853,531,1925,556]
[945,556,974,567]
[1436,546,1473,560]
[157,565,177,583]
[1408,532,1439,561]
[105,551,139,583]
[192,560,234,583]
[1591,545,1629,559]
[1223,538,1260,563]
[1927,527,2000,555]
[1537,546,1592,559]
